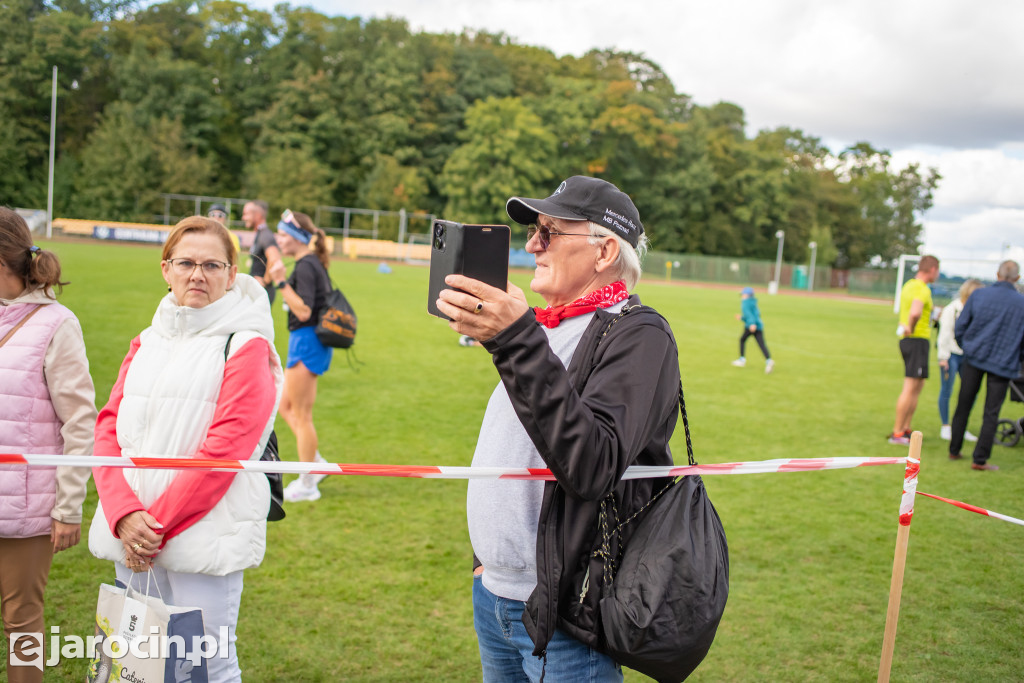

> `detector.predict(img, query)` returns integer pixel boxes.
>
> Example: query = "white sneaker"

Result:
[283,478,321,503]
[940,425,952,440]
[311,452,329,485]
[765,359,774,374]
[965,431,978,442]
[731,358,746,367]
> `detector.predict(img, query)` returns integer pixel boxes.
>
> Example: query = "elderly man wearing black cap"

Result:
[436,176,682,681]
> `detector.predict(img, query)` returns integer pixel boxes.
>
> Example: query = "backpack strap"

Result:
[594,304,695,466]
[223,332,235,360]
[592,304,693,583]
[0,305,43,349]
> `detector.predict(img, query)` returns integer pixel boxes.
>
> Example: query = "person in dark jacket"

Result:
[948,260,1024,470]
[436,176,681,682]
[243,199,282,304]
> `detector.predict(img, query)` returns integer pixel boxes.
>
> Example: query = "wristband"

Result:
[276,281,287,290]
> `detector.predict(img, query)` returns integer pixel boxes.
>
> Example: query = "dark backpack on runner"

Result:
[314,263,357,350]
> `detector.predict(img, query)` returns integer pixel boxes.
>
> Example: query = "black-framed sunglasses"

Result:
[526,224,592,249]
[167,258,232,275]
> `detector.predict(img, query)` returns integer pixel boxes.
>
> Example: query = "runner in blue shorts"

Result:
[288,325,332,376]
[268,210,334,502]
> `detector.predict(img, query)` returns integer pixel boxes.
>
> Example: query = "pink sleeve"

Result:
[147,337,277,543]
[92,337,146,537]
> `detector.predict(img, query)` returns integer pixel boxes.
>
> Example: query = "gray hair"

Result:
[998,260,1020,281]
[586,221,648,290]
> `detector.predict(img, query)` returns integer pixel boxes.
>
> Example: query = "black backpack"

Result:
[591,305,728,682]
[314,263,357,350]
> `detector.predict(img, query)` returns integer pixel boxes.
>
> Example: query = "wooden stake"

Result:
[877,430,923,683]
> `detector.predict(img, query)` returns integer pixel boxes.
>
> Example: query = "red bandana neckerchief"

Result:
[533,281,629,329]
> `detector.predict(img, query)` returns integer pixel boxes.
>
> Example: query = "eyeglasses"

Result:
[208,211,227,219]
[167,258,232,275]
[526,224,592,249]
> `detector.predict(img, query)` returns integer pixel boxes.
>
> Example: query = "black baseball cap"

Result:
[506,176,644,246]
[207,203,228,217]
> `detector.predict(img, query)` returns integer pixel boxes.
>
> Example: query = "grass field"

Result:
[32,238,1024,682]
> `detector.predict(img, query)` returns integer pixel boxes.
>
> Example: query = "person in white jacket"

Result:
[936,279,983,441]
[90,216,283,683]
[0,207,96,683]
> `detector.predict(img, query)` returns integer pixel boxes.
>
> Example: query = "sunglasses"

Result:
[526,224,592,249]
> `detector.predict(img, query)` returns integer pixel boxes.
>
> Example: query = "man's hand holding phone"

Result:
[436,276,529,343]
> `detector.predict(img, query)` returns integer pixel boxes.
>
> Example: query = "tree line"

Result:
[1,0,940,267]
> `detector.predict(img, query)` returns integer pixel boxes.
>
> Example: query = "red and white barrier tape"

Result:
[916,491,1024,527]
[0,454,906,479]
[898,453,920,526]
[9,452,1019,525]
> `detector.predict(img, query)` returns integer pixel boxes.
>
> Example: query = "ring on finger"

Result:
[473,301,483,314]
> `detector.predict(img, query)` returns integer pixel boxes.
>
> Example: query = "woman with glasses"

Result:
[89,216,283,683]
[0,208,96,683]
[267,210,333,503]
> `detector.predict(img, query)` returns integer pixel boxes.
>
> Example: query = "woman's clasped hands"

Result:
[115,510,164,573]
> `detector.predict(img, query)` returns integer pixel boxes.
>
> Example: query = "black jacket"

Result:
[482,295,680,657]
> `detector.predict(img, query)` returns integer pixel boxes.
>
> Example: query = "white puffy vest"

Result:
[89,276,282,575]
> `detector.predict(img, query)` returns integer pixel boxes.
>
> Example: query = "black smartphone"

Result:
[427,220,510,319]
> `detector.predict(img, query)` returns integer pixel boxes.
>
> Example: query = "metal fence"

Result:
[314,206,435,245]
[157,195,437,244]
[157,194,254,229]
[152,194,906,297]
[643,251,834,292]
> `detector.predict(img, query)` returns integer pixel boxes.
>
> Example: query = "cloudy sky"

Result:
[249,0,1024,274]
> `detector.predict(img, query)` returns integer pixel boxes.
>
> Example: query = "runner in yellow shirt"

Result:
[890,255,940,444]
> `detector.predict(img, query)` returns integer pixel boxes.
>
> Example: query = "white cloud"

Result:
[892,147,1024,211]
[920,206,1024,277]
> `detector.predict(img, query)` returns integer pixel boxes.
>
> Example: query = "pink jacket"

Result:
[0,298,93,538]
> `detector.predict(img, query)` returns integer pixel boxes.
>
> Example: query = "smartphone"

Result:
[427,220,510,319]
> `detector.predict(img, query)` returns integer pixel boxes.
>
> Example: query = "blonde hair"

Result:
[959,278,983,303]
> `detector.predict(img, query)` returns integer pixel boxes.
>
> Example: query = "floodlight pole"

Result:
[808,241,817,292]
[769,230,784,295]
[46,66,57,239]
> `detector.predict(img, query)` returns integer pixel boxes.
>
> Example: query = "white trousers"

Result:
[115,562,244,683]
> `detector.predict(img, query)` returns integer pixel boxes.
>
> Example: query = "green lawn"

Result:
[34,239,1024,682]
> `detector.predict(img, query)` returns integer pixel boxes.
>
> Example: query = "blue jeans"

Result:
[938,353,963,424]
[473,575,622,683]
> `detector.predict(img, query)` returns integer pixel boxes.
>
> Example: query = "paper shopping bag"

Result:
[87,581,208,683]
